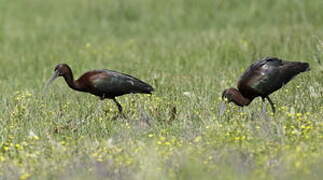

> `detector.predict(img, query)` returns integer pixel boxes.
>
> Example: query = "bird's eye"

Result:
[262,64,269,69]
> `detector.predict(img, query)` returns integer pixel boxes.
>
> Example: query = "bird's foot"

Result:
[260,104,271,121]
[111,113,127,121]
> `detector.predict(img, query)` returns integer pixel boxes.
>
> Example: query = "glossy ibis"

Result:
[222,57,310,113]
[47,64,154,113]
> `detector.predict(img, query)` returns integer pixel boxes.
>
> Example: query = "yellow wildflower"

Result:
[19,173,31,180]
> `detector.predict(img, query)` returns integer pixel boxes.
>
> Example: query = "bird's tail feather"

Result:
[280,61,310,83]
[135,81,154,94]
[284,62,310,73]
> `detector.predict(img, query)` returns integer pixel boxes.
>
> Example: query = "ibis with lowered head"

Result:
[222,57,310,113]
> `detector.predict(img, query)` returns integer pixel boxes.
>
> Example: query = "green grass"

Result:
[1,0,323,179]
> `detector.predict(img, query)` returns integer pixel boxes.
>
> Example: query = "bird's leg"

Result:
[265,96,276,114]
[112,98,123,113]
[95,96,105,115]
[261,98,267,114]
[112,98,126,119]
[260,98,271,121]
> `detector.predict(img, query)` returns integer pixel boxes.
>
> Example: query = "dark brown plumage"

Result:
[222,57,310,113]
[47,64,154,113]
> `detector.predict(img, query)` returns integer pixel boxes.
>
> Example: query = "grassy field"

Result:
[1,0,323,179]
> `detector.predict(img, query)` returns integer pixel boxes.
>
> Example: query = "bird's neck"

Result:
[63,72,82,91]
[231,90,252,106]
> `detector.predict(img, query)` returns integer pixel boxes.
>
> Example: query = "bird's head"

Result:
[222,88,237,102]
[218,88,239,116]
[46,64,72,87]
[54,64,71,77]
[221,88,251,106]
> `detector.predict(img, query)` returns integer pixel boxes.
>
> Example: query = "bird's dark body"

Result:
[47,64,154,114]
[238,57,309,101]
[222,57,310,113]
[75,70,153,99]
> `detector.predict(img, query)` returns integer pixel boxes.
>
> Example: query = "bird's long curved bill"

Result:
[219,101,227,116]
[45,71,59,89]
